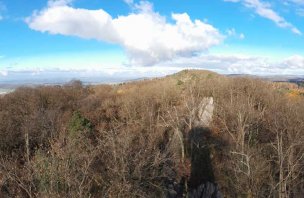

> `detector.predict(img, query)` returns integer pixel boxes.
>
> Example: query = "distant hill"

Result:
[227,73,304,83]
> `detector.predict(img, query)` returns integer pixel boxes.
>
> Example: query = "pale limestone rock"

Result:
[193,97,214,127]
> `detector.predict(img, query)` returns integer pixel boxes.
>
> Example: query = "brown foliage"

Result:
[0,71,304,197]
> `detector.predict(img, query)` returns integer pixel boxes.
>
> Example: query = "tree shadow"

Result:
[166,127,224,197]
[187,127,215,188]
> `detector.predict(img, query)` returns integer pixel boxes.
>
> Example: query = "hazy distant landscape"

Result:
[1,72,304,95]
[0,88,12,94]
[0,70,161,94]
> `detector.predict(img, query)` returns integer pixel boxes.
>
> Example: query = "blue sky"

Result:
[1,0,304,82]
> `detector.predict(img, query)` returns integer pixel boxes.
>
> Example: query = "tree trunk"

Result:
[25,132,30,163]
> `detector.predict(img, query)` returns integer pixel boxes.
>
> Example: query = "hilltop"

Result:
[0,70,304,197]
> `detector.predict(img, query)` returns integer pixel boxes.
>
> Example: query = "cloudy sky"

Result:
[1,0,304,82]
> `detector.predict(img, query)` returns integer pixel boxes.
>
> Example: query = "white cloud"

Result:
[239,33,245,39]
[226,28,245,39]
[225,0,301,35]
[123,0,134,5]
[153,54,304,75]
[23,0,304,76]
[0,70,8,76]
[3,48,304,76]
[27,7,118,42]
[4,54,304,77]
[282,55,304,69]
[26,1,223,66]
[226,28,236,36]
[156,54,269,74]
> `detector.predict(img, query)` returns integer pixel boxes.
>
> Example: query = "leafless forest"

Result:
[0,70,304,197]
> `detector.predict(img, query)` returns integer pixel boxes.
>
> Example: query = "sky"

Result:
[1,0,304,83]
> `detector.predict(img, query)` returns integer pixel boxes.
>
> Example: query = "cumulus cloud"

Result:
[224,0,301,35]
[26,1,223,66]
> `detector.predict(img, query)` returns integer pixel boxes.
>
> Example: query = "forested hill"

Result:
[0,70,304,197]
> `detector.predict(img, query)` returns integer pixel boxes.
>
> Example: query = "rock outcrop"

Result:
[192,97,214,128]
[188,182,222,198]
